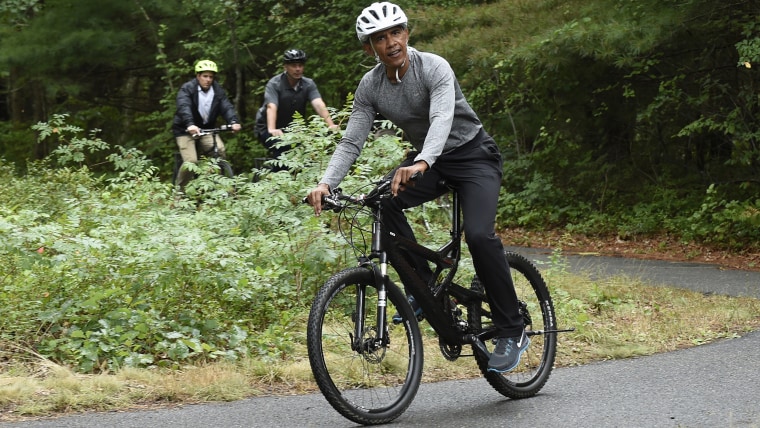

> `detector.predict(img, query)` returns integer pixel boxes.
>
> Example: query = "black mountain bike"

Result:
[305,175,572,425]
[172,125,234,185]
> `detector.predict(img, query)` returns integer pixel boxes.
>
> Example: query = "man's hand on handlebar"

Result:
[306,183,331,216]
[392,161,428,197]
[187,123,241,137]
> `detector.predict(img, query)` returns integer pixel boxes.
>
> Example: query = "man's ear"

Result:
[362,43,374,56]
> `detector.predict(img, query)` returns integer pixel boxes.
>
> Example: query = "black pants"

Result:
[257,131,290,172]
[381,129,524,337]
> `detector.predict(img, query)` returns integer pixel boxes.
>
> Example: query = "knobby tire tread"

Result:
[307,267,424,425]
[470,251,557,399]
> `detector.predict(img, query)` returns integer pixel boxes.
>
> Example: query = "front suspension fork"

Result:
[352,255,391,352]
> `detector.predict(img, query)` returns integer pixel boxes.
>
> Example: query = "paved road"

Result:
[506,246,760,299]
[4,250,759,428]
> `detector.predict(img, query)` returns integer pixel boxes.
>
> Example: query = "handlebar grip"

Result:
[303,192,343,212]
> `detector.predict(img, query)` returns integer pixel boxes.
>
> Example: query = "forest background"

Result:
[2,0,760,247]
[1,0,760,374]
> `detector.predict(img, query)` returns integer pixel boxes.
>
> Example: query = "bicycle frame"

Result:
[194,126,231,159]
[354,184,493,358]
[309,177,565,424]
[172,125,234,184]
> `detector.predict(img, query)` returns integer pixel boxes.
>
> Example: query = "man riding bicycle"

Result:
[254,49,339,171]
[306,1,529,373]
[171,59,241,191]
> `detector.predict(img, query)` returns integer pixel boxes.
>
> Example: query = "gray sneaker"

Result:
[391,295,423,324]
[487,329,530,373]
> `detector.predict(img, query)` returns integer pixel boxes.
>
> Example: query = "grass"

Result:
[2,268,760,422]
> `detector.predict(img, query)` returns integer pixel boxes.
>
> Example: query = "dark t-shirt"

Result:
[254,73,322,136]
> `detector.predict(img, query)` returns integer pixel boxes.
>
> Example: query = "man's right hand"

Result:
[391,161,428,196]
[306,183,330,216]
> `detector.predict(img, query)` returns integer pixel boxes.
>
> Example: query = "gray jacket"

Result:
[320,47,482,189]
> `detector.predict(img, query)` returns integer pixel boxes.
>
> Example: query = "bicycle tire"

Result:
[307,266,424,425]
[172,152,183,186]
[468,251,557,399]
[217,159,234,178]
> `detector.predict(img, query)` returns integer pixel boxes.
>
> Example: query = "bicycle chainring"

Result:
[438,337,462,361]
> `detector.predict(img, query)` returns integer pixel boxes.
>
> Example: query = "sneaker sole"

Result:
[487,337,531,373]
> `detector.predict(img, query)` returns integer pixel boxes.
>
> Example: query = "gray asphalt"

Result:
[3,249,759,428]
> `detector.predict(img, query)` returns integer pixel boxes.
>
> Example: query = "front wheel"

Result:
[468,251,557,399]
[217,159,234,178]
[172,152,183,186]
[307,267,424,425]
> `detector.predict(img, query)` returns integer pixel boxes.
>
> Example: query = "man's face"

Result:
[284,62,305,80]
[196,72,215,91]
[364,26,409,68]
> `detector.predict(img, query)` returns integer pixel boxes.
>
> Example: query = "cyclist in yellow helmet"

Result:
[171,59,242,191]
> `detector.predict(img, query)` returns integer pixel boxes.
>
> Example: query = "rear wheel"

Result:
[307,267,424,425]
[468,251,557,399]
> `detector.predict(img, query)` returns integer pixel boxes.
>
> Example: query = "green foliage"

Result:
[0,121,36,173]
[412,0,760,247]
[0,107,416,373]
[3,0,758,248]
[681,185,760,248]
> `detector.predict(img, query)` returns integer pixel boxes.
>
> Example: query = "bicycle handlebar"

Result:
[302,172,422,212]
[194,124,236,138]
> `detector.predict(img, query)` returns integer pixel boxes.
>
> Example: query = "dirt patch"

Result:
[500,228,760,272]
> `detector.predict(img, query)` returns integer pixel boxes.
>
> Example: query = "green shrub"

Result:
[0,110,419,372]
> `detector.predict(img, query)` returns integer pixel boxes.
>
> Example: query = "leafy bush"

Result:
[414,0,760,250]
[0,111,415,372]
[680,185,760,248]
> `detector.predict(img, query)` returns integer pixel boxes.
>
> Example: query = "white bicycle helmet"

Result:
[356,2,408,42]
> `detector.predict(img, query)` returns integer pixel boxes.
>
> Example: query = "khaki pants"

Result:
[175,134,226,190]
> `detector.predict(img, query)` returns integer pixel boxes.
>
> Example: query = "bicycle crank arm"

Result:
[463,334,491,359]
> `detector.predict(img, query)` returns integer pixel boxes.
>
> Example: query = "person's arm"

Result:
[308,73,372,216]
[266,103,283,137]
[311,97,339,131]
[414,57,456,169]
[176,82,199,135]
[318,78,376,190]
[261,77,283,137]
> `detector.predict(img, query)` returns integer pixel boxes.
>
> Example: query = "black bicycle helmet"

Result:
[283,49,307,63]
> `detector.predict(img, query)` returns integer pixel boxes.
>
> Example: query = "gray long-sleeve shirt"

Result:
[320,47,482,189]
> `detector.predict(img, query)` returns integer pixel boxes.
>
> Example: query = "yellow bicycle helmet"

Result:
[194,60,218,74]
